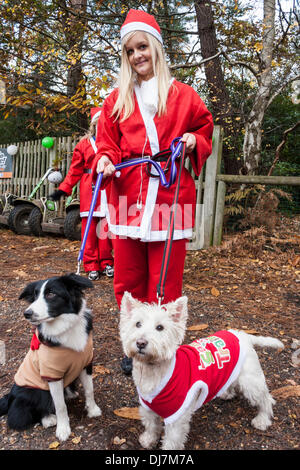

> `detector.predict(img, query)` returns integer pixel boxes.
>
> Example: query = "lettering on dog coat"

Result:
[139,330,246,424]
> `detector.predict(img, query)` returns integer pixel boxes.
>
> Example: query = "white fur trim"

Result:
[137,355,176,403]
[104,220,192,242]
[164,380,209,425]
[91,110,101,123]
[121,22,163,44]
[134,82,160,239]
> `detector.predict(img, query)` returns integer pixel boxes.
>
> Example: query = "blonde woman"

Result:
[92,10,213,366]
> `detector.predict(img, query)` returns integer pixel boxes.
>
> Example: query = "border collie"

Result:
[0,273,101,442]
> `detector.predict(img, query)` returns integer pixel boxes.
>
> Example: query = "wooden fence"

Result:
[0,126,224,250]
[0,136,79,199]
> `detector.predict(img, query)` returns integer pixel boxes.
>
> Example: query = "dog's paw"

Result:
[42,414,57,428]
[87,404,102,418]
[251,414,272,431]
[139,431,157,449]
[161,441,185,451]
[56,422,71,441]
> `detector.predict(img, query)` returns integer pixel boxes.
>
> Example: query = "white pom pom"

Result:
[48,170,63,184]
[7,145,18,156]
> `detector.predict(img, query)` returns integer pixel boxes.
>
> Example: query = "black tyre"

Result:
[64,208,81,241]
[0,195,5,215]
[28,206,43,237]
[8,204,33,235]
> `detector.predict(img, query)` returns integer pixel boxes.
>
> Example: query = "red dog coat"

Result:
[139,330,246,424]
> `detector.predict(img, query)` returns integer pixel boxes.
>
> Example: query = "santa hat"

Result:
[120,9,163,45]
[91,107,101,124]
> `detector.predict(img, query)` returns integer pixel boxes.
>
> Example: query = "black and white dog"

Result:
[0,273,101,441]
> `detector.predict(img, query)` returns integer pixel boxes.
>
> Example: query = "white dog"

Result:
[120,292,284,450]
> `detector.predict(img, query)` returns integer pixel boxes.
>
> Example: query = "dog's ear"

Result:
[19,281,39,302]
[60,273,94,290]
[120,291,141,318]
[170,296,188,324]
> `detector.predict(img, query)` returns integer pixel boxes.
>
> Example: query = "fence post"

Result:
[213,180,226,246]
[48,138,57,195]
[202,126,223,248]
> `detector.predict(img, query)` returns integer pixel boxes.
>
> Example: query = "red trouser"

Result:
[113,236,187,308]
[81,217,114,272]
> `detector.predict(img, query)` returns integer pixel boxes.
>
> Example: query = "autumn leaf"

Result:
[187,324,209,331]
[211,287,220,297]
[185,284,198,291]
[49,441,60,449]
[13,270,28,278]
[72,437,81,445]
[113,436,126,445]
[113,407,141,420]
[93,365,110,375]
[271,385,300,399]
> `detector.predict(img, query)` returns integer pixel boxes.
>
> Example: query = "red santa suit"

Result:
[59,136,113,273]
[138,330,246,424]
[93,78,213,305]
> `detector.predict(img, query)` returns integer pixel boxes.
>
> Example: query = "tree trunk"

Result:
[194,0,240,174]
[60,0,88,131]
[243,0,275,174]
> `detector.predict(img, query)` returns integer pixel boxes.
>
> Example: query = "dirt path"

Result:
[0,217,299,451]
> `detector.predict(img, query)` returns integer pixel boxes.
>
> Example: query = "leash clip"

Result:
[76,260,82,275]
[157,293,164,307]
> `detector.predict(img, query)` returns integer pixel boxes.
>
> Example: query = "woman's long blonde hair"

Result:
[112,31,173,122]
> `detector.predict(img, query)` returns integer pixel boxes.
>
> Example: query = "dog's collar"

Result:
[30,329,60,350]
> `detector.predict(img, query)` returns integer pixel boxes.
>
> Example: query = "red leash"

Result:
[156,141,186,305]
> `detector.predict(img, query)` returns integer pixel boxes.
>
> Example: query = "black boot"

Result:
[121,356,132,375]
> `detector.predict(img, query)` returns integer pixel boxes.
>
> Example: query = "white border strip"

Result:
[121,22,163,44]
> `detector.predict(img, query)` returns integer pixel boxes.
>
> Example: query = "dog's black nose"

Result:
[136,339,148,351]
[24,309,33,320]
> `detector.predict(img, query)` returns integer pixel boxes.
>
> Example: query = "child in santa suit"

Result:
[51,108,114,280]
[92,10,213,372]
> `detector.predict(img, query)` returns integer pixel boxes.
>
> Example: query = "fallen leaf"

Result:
[229,422,239,428]
[72,436,81,444]
[185,284,198,291]
[13,270,27,278]
[93,365,110,375]
[211,287,220,297]
[113,436,126,445]
[113,407,141,420]
[49,441,60,449]
[290,255,300,267]
[32,245,52,251]
[187,324,209,331]
[272,385,300,399]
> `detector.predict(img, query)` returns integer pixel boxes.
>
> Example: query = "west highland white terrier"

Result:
[120,292,284,450]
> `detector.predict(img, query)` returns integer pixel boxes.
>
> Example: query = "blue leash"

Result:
[76,137,184,275]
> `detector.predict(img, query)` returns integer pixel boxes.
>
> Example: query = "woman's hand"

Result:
[181,133,196,153]
[96,155,116,178]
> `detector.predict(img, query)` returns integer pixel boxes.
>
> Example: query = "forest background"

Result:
[0,0,299,179]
